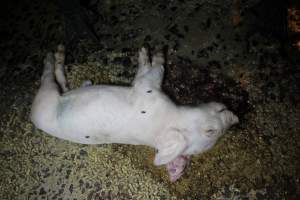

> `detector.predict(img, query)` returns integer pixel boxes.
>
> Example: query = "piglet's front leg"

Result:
[166,155,190,182]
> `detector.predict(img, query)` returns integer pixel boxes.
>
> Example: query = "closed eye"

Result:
[218,108,227,112]
[205,129,217,135]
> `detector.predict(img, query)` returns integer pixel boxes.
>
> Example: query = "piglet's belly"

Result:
[55,99,154,144]
[57,108,132,142]
[47,85,170,144]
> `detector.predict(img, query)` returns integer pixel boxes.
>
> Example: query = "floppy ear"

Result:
[154,128,187,166]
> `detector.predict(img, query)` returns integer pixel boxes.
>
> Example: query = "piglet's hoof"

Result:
[166,155,190,182]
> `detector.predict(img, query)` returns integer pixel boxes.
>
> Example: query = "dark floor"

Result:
[0,0,299,199]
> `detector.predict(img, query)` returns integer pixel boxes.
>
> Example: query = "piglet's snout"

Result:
[220,110,239,128]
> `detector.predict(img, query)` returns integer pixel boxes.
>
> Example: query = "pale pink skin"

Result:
[166,155,190,182]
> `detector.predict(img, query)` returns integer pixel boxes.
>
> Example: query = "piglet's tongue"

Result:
[166,155,190,182]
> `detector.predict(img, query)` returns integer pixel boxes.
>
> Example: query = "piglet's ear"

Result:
[154,129,187,166]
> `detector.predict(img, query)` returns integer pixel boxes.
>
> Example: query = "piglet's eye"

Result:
[205,129,217,136]
[218,108,227,112]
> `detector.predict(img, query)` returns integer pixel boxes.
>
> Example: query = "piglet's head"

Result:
[153,102,238,165]
[153,102,238,181]
[179,102,239,156]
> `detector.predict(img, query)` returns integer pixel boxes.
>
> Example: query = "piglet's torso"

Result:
[51,85,177,145]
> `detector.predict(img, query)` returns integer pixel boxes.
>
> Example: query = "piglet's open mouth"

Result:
[166,155,190,182]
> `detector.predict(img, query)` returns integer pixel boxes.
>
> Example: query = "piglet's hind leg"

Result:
[54,45,69,93]
[31,51,60,132]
